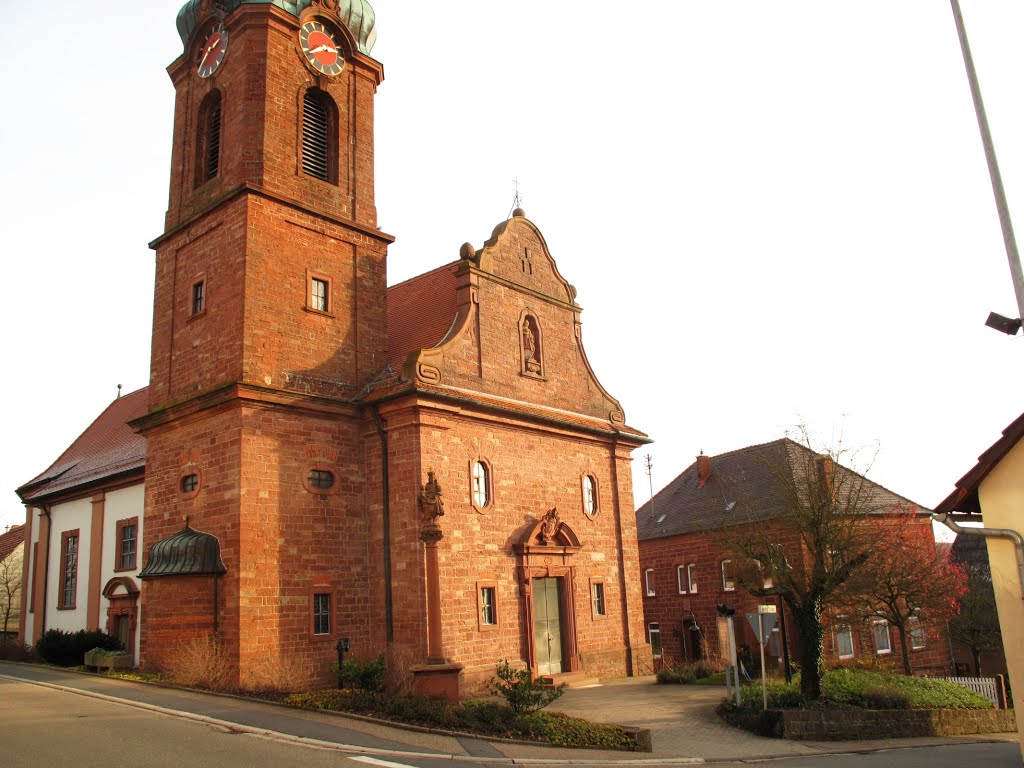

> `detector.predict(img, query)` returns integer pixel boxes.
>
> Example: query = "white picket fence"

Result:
[936,676,1001,707]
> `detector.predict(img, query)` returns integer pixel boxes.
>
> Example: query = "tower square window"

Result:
[310,277,329,313]
[191,280,205,316]
[313,593,331,635]
[59,530,79,610]
[116,518,138,571]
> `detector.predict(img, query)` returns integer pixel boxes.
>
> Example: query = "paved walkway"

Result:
[1,663,1016,764]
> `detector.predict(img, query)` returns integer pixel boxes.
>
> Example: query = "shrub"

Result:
[332,653,387,693]
[860,686,911,710]
[36,629,122,667]
[656,659,720,685]
[160,635,231,690]
[245,651,315,694]
[0,641,38,663]
[487,659,566,715]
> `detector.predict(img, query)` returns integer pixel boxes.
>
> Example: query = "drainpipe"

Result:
[40,505,52,635]
[371,406,394,643]
[933,512,1024,599]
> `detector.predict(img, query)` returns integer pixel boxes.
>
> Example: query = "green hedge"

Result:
[35,629,122,667]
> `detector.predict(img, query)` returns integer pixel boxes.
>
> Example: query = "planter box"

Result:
[778,708,1017,740]
[84,651,132,671]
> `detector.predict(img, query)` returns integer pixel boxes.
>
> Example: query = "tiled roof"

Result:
[934,411,1024,516]
[636,438,925,541]
[386,261,460,369]
[0,524,25,562]
[17,388,148,504]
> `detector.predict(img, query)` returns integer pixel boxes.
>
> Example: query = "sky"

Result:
[2,1,1023,535]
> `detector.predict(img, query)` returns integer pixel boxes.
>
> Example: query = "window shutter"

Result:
[205,101,221,181]
[302,92,330,181]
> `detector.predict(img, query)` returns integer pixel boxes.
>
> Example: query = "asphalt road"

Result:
[1,664,1020,768]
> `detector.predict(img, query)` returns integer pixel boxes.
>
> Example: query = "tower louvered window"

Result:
[195,91,222,187]
[302,90,332,181]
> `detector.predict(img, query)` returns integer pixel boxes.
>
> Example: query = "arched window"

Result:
[470,459,492,512]
[302,89,336,182]
[582,473,598,517]
[195,91,222,187]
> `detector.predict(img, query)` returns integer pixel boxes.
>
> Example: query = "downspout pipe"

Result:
[371,406,394,643]
[933,512,1024,599]
[40,505,52,635]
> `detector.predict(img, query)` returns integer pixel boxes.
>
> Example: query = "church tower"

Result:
[135,0,392,685]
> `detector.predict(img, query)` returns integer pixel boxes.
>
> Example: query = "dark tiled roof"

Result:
[17,388,148,504]
[0,524,25,562]
[636,438,926,541]
[934,411,1024,516]
[386,261,459,369]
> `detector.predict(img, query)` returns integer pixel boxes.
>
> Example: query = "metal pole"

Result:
[727,616,741,706]
[759,614,768,711]
[950,0,1024,323]
[778,595,792,684]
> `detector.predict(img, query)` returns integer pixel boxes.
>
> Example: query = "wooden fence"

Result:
[936,676,1006,708]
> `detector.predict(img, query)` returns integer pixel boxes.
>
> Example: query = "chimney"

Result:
[696,452,711,488]
[816,455,835,497]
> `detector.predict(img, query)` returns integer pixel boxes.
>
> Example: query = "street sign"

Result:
[758,605,777,614]
[746,612,778,645]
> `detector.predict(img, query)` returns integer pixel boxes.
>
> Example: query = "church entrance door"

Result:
[533,577,564,675]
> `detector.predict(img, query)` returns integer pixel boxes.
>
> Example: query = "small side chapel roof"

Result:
[17,388,148,504]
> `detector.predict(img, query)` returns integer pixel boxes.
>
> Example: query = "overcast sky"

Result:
[2,1,1023,535]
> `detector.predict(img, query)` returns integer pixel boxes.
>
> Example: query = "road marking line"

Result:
[352,757,422,768]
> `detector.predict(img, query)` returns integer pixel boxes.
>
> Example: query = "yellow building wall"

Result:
[978,438,1024,758]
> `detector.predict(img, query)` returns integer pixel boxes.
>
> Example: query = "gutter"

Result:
[933,512,1024,599]
[371,406,394,643]
[40,505,51,635]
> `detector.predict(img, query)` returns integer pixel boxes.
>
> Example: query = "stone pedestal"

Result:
[411,663,465,700]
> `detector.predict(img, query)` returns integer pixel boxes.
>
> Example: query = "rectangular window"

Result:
[313,593,331,635]
[687,563,698,593]
[59,530,79,609]
[310,276,329,312]
[836,619,854,659]
[480,586,496,626]
[644,568,655,596]
[909,615,926,650]
[191,280,205,316]
[115,517,138,571]
[592,581,606,616]
[677,564,689,594]
[873,619,891,654]
[721,560,735,591]
[648,622,662,659]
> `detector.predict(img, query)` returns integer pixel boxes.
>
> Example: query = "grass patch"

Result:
[283,689,642,750]
[724,668,993,713]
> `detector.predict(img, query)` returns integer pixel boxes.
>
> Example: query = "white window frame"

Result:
[687,563,698,593]
[836,618,854,659]
[648,622,662,659]
[873,619,892,655]
[677,564,689,594]
[909,614,926,650]
[644,568,656,597]
[721,559,735,592]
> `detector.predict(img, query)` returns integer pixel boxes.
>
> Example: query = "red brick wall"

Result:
[638,528,953,675]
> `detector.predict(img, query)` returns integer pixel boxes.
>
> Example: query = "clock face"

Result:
[300,21,344,76]
[197,23,228,78]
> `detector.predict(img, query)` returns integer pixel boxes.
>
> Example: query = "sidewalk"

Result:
[1,663,1016,764]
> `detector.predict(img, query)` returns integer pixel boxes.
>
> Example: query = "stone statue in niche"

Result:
[522,315,542,374]
[539,507,560,544]
[417,470,445,526]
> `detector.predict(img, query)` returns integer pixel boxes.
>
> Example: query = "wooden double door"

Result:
[532,577,565,676]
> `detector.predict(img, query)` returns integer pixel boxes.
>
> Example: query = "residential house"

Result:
[636,439,952,675]
[0,524,25,640]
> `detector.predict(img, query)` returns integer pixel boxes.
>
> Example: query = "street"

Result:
[0,666,1020,768]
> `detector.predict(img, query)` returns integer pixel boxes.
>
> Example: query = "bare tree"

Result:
[722,430,879,700]
[0,545,23,647]
[843,510,967,674]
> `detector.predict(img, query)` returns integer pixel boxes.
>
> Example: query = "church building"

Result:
[17,0,651,696]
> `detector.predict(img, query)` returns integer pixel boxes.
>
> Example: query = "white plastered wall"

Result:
[46,498,92,633]
[100,484,144,661]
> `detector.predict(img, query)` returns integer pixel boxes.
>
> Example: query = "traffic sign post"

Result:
[745,605,777,711]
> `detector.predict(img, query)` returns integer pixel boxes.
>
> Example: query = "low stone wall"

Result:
[779,708,1017,740]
